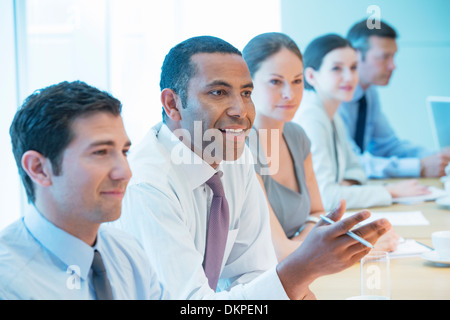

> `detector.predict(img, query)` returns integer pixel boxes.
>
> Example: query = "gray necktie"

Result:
[203,171,230,291]
[91,250,114,300]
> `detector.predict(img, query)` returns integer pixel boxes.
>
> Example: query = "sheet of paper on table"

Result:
[393,186,447,204]
[389,238,432,258]
[343,210,430,226]
[343,211,432,258]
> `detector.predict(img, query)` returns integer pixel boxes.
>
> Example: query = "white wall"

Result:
[0,0,282,229]
[0,0,23,229]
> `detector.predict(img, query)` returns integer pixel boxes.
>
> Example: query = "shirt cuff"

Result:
[242,267,290,300]
[361,153,422,178]
[386,158,421,178]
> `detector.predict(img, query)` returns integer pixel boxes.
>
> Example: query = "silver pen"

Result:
[320,215,374,249]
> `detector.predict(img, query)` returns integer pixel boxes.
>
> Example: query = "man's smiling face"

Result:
[177,52,255,166]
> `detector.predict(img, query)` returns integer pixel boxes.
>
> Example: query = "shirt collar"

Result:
[24,205,95,280]
[157,123,218,190]
[351,84,365,102]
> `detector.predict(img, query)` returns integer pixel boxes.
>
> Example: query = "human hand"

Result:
[276,200,391,300]
[302,288,317,300]
[374,228,400,252]
[340,179,361,186]
[385,179,430,198]
[420,151,450,177]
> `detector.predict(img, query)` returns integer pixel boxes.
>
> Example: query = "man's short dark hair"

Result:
[347,19,397,60]
[159,36,242,121]
[10,80,122,204]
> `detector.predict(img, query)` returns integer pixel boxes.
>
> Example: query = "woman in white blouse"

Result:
[292,34,429,212]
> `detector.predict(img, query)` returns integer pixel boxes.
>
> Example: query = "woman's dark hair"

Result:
[10,80,122,203]
[303,34,354,90]
[242,32,303,77]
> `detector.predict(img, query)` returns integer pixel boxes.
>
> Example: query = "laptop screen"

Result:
[427,96,450,149]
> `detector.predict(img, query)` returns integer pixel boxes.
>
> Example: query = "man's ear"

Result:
[304,67,317,89]
[161,88,182,122]
[21,151,53,187]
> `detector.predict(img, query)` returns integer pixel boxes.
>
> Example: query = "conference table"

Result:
[309,178,450,300]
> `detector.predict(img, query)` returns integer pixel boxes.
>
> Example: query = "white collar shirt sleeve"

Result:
[115,123,288,300]
[293,91,392,211]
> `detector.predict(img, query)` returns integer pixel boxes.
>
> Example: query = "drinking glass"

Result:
[359,251,391,300]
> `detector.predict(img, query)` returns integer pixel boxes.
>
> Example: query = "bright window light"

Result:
[1,0,281,229]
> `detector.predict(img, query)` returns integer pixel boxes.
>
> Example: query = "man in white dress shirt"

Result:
[1,81,165,299]
[116,36,391,300]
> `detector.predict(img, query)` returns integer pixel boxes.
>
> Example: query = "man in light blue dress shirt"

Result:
[0,81,165,299]
[116,36,392,300]
[339,19,450,178]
